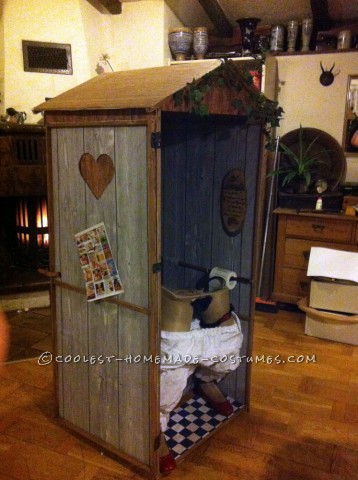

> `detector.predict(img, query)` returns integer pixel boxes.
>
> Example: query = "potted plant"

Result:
[268,125,346,210]
[268,125,326,193]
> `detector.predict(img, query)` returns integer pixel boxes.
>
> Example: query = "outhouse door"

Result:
[48,114,161,475]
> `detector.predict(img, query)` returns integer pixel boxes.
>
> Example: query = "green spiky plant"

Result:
[268,125,328,193]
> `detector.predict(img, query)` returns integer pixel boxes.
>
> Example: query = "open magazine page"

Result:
[75,222,124,302]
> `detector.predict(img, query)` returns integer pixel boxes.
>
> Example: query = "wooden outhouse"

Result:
[34,59,269,478]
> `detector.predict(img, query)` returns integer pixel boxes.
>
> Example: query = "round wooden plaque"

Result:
[220,169,247,236]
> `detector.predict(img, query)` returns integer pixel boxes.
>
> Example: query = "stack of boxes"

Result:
[299,247,358,345]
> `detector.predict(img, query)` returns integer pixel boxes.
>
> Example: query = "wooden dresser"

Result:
[272,208,358,304]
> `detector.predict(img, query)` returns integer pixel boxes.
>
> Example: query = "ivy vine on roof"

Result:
[173,59,284,144]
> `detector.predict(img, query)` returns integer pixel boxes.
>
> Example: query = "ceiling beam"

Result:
[198,0,233,37]
[310,0,334,32]
[86,0,122,14]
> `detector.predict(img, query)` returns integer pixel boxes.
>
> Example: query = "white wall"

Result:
[276,52,358,182]
[0,0,180,123]
[0,1,4,113]
[2,0,98,122]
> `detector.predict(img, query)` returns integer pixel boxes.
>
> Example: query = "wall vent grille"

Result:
[22,40,72,75]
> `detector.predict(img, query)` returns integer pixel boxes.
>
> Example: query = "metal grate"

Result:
[22,40,72,75]
[15,137,42,164]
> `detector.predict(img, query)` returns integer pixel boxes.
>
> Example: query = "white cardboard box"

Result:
[309,279,358,315]
[305,315,358,346]
[300,248,358,344]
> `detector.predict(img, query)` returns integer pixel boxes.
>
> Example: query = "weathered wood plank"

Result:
[161,114,187,288]
[51,129,64,417]
[117,307,150,464]
[233,124,262,405]
[113,126,150,463]
[184,116,216,288]
[210,118,247,401]
[83,127,120,446]
[54,128,89,431]
[238,124,261,318]
[114,126,148,308]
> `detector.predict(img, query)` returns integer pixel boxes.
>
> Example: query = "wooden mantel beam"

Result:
[198,0,233,37]
[86,0,122,14]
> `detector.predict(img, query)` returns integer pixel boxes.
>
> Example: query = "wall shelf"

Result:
[271,48,358,57]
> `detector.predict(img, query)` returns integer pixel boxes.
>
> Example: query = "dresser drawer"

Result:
[284,238,358,269]
[281,267,310,298]
[285,216,353,242]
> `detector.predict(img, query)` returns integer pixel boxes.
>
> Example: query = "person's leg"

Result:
[194,312,243,415]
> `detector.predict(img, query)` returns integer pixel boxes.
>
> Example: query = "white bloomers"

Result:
[160,312,243,432]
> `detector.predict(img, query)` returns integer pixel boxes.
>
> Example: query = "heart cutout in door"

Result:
[79,153,115,199]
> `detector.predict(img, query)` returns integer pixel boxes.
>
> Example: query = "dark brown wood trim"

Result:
[147,110,161,475]
[272,49,358,57]
[198,0,233,37]
[44,109,150,126]
[45,125,59,417]
[247,131,268,410]
[86,0,122,15]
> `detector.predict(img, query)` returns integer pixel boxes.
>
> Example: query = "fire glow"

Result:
[16,197,49,248]
[36,197,49,247]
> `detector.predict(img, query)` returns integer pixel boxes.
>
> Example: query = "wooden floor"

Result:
[1,308,358,479]
[6,308,52,362]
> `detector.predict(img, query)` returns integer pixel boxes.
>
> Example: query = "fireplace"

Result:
[15,196,49,267]
[0,124,49,293]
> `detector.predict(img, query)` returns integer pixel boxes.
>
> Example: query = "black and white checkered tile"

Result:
[164,395,242,458]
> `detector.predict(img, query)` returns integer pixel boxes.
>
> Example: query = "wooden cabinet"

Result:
[272,208,358,304]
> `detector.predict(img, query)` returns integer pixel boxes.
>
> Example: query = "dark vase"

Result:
[237,17,261,56]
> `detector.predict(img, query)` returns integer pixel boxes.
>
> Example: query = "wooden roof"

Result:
[33,60,223,112]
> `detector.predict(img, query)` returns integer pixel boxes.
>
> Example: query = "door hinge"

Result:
[152,262,162,273]
[151,132,161,149]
